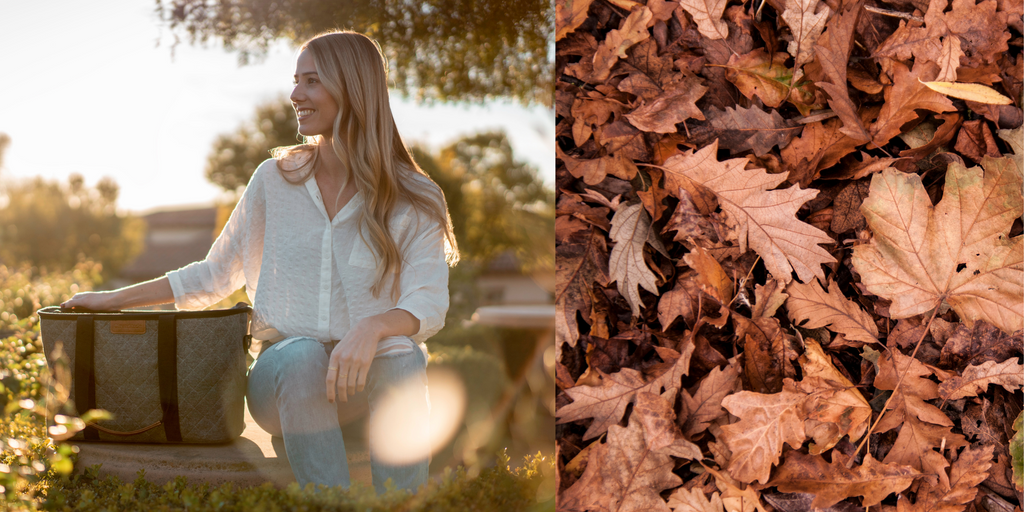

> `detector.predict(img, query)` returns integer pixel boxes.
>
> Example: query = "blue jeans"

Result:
[246,336,429,493]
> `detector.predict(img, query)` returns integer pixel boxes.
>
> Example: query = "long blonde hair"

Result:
[271,31,459,299]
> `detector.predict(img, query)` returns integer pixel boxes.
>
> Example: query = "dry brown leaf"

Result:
[934,36,964,82]
[769,451,920,508]
[796,339,872,453]
[830,180,869,233]
[663,141,836,284]
[814,1,871,141]
[687,106,802,157]
[779,0,830,80]
[786,279,879,344]
[752,276,788,318]
[556,0,597,40]
[719,388,807,484]
[556,217,611,351]
[735,315,796,393]
[896,445,994,512]
[557,147,639,185]
[780,118,862,186]
[704,465,768,512]
[591,6,654,82]
[869,61,956,148]
[658,271,703,330]
[938,320,1023,371]
[680,362,742,438]
[667,487,725,512]
[679,0,729,40]
[937,358,1024,400]
[635,390,703,459]
[609,202,665,316]
[851,157,1024,334]
[723,49,793,109]
[560,406,683,512]
[557,346,690,439]
[684,245,734,304]
[921,80,1014,105]
[625,74,708,133]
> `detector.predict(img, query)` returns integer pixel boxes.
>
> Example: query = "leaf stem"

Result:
[847,304,940,467]
[863,5,924,22]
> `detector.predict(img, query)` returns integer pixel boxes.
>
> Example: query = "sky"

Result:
[0,1,554,213]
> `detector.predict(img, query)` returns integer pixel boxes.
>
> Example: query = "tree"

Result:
[0,174,145,279]
[155,0,554,105]
[205,98,299,194]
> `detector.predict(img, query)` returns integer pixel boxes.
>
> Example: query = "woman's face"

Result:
[291,49,340,138]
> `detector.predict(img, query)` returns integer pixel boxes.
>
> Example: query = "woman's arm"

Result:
[61,276,175,311]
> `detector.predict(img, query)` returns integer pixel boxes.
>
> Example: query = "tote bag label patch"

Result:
[110,320,147,334]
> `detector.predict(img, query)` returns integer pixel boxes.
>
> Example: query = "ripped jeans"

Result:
[246,336,429,493]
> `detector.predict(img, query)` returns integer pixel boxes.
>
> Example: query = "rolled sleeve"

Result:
[393,219,449,342]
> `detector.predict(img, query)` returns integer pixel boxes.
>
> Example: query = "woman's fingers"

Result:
[347,368,359,396]
[325,363,339,403]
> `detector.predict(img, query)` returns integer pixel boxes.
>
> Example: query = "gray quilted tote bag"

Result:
[38,303,251,444]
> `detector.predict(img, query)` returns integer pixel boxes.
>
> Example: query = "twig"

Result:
[559,74,597,92]
[847,305,940,467]
[863,5,924,23]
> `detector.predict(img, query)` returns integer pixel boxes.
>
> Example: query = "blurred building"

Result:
[476,251,553,305]
[114,206,218,288]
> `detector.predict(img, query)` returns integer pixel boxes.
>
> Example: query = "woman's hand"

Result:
[326,318,382,403]
[325,308,420,403]
[61,291,118,311]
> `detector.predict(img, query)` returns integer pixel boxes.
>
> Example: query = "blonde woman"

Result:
[63,31,458,492]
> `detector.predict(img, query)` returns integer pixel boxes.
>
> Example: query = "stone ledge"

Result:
[72,407,373,488]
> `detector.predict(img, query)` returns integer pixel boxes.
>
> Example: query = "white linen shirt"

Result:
[165,158,449,355]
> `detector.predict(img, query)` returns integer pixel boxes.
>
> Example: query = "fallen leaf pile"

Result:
[554,0,1024,509]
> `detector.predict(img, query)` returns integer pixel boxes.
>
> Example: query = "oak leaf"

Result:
[779,0,830,80]
[559,407,682,512]
[557,346,690,439]
[868,61,955,148]
[680,362,741,438]
[752,277,788,319]
[679,0,729,40]
[897,445,994,512]
[769,451,919,508]
[557,147,639,185]
[625,74,708,133]
[663,141,836,284]
[634,390,703,459]
[591,6,653,82]
[610,202,665,316]
[786,279,879,344]
[687,106,802,157]
[719,388,806,484]
[813,2,870,141]
[556,217,610,351]
[667,487,725,512]
[851,158,1024,334]
[795,339,872,453]
[937,358,1024,400]
[780,119,862,186]
[556,0,596,40]
[684,245,734,304]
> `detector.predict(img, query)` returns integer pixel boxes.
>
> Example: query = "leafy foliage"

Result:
[155,0,553,105]
[555,0,1023,509]
[0,174,144,279]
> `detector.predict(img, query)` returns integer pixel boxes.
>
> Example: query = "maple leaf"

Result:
[609,202,665,316]
[666,487,725,512]
[897,445,994,512]
[937,357,1024,400]
[556,216,610,351]
[813,1,871,141]
[663,141,836,284]
[625,74,708,133]
[680,362,741,438]
[786,279,879,344]
[719,388,806,484]
[868,61,955,148]
[556,0,596,40]
[557,347,690,439]
[591,6,653,82]
[679,0,729,40]
[559,407,683,512]
[796,339,872,453]
[769,451,919,508]
[851,157,1024,334]
[779,0,830,81]
[873,350,968,473]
